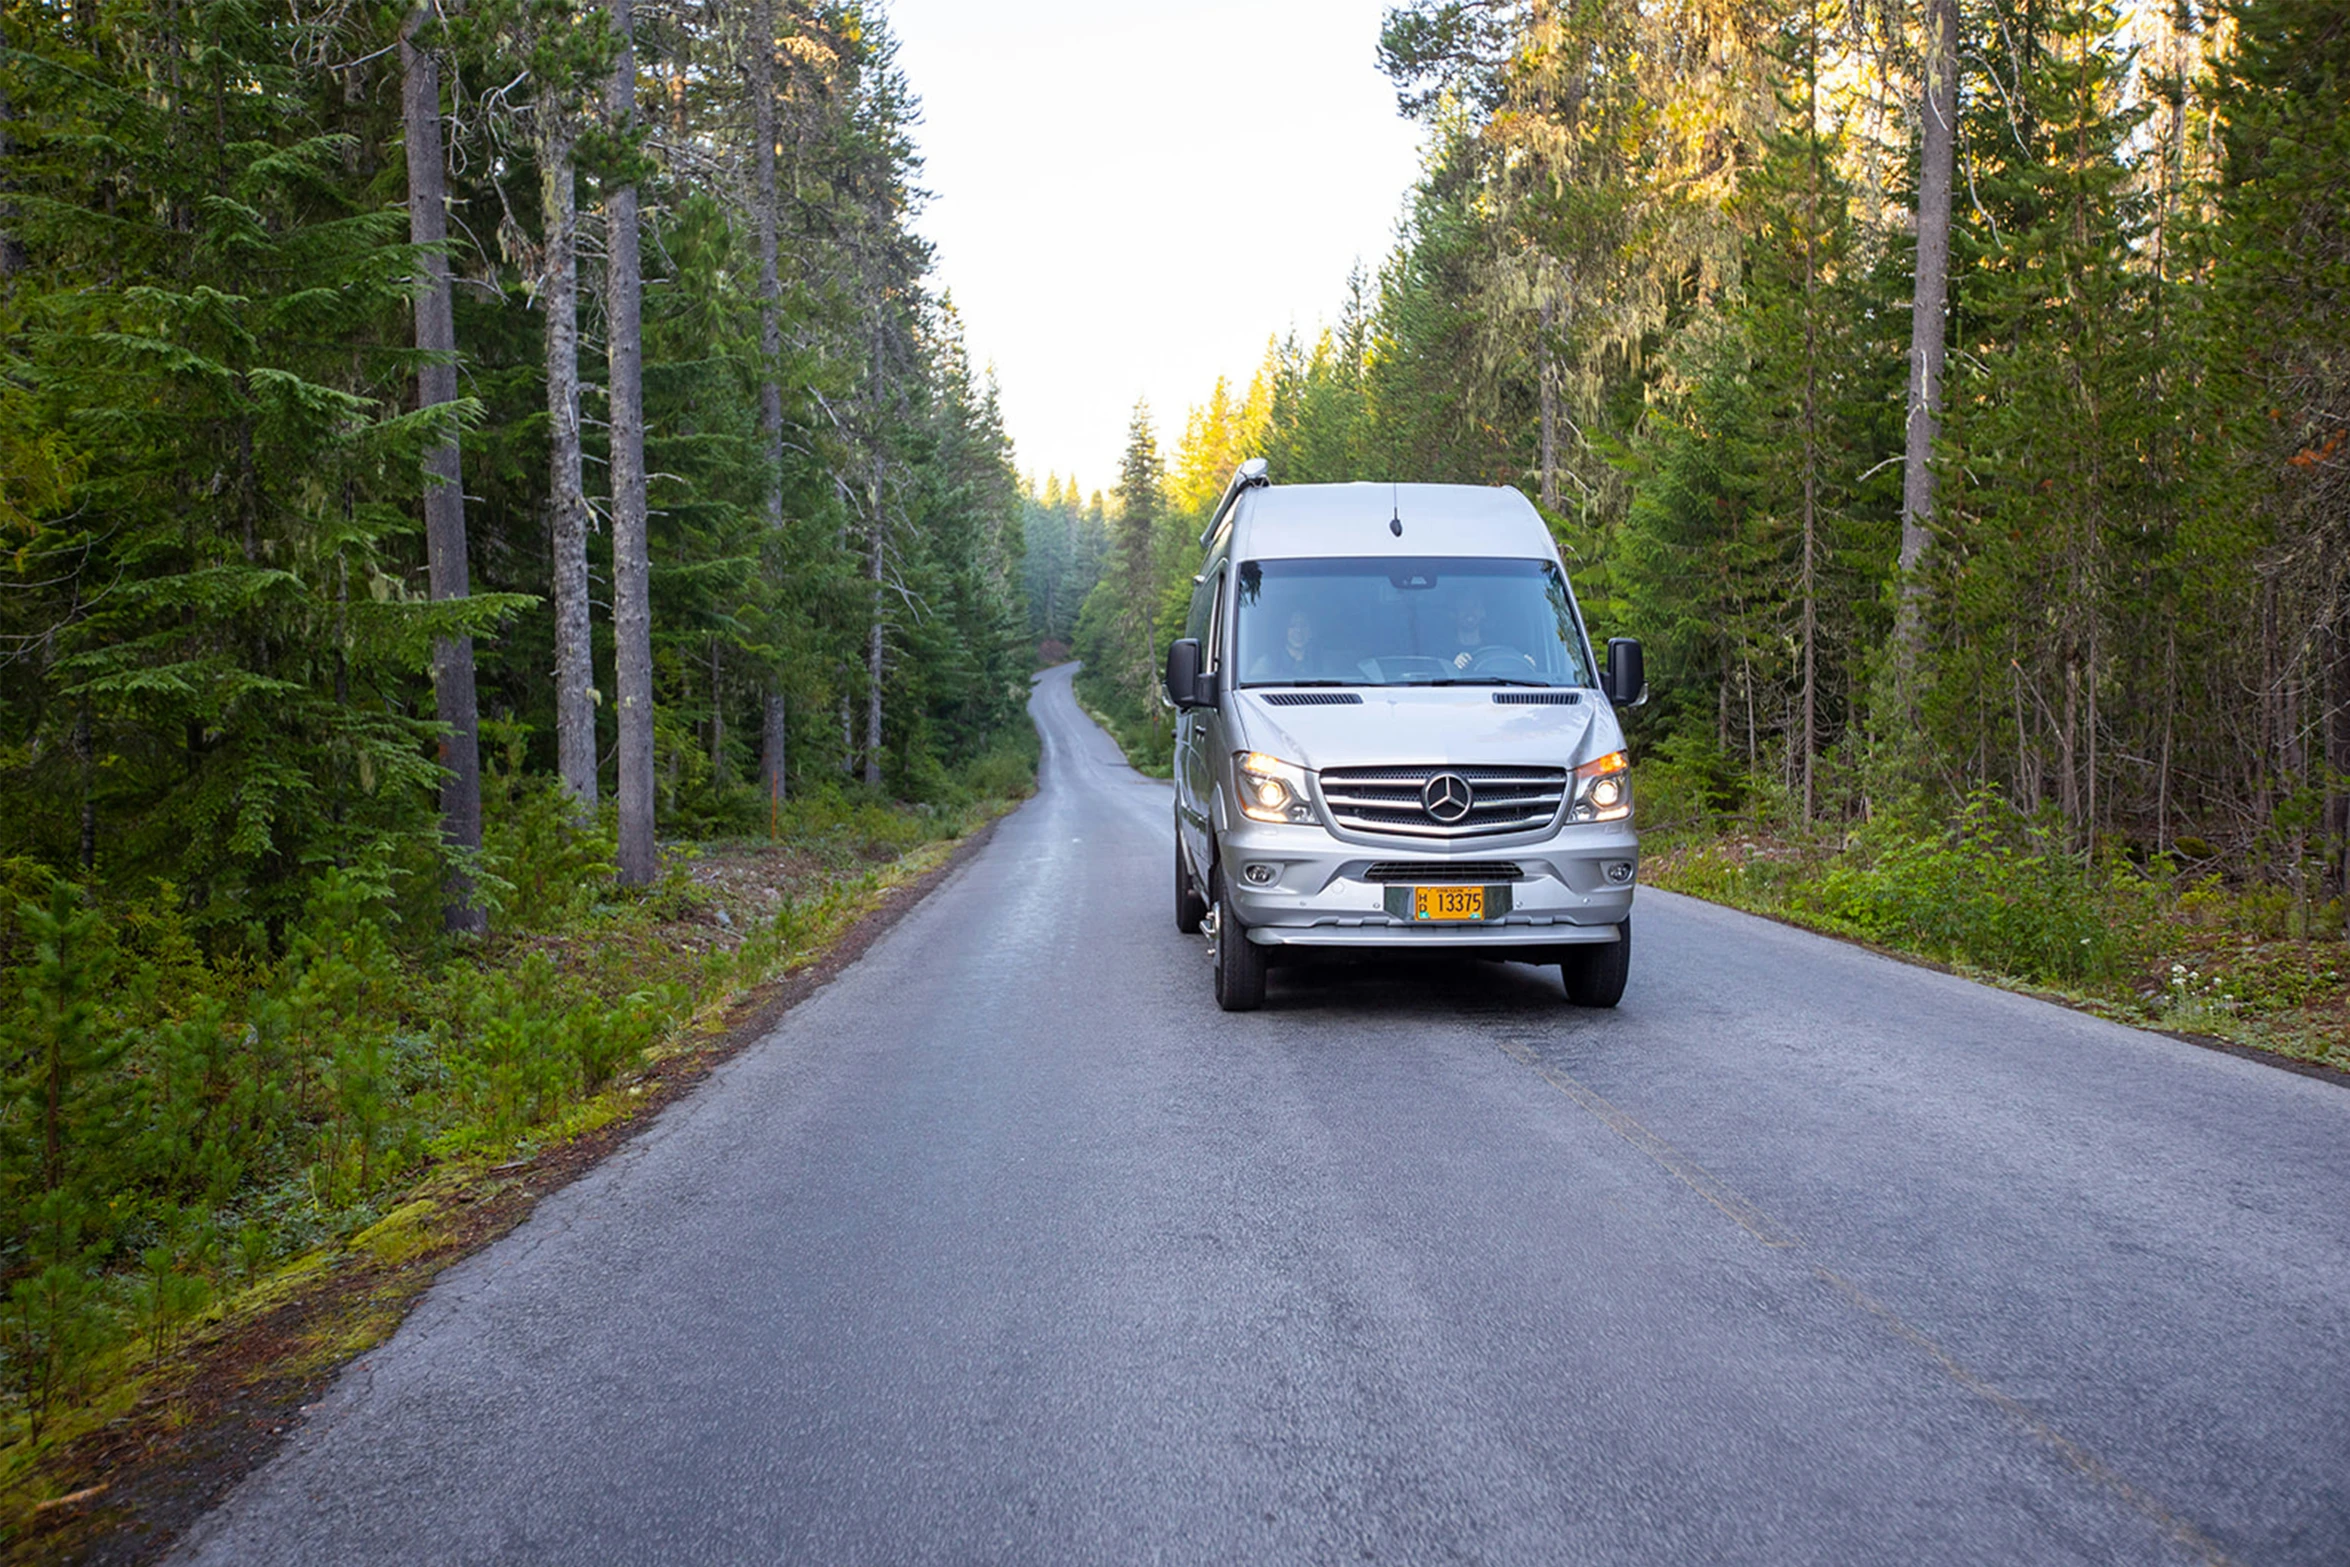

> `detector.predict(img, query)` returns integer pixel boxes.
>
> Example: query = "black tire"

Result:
[1211,862,1268,1012]
[1560,919,1631,1008]
[1175,835,1207,934]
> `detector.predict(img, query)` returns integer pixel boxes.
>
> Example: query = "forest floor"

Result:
[1641,833,2350,1080]
[3,812,1014,1566]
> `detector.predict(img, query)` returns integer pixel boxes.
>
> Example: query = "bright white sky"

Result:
[883,0,1427,495]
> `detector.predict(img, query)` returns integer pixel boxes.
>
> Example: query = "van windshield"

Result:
[1234,556,1592,688]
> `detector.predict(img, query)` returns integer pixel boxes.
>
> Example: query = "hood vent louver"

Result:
[1261,691,1364,707]
[1493,690,1581,705]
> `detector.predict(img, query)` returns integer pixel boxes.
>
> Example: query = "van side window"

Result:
[1203,570,1227,672]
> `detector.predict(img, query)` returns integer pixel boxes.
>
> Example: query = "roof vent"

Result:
[1199,457,1270,547]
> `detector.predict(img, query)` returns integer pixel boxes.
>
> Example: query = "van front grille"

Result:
[1362,861,1524,883]
[1318,765,1568,839]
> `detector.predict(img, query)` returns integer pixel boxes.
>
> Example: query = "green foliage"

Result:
[1021,477,1107,648]
[1797,791,2160,987]
[1626,731,1746,837]
[0,1,506,934]
[0,776,1014,1448]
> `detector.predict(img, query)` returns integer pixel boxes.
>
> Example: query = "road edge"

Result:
[1647,885,2350,1091]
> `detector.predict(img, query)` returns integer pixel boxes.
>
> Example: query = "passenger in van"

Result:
[1250,608,1320,683]
[1449,593,1534,672]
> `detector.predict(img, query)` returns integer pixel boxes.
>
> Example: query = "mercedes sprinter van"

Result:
[1163,462,1644,1012]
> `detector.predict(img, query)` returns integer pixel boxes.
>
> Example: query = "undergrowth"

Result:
[1071,665,1174,778]
[0,756,1031,1496]
[1643,784,2349,1068]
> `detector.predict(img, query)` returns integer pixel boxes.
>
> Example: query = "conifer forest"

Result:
[2,0,2347,1507]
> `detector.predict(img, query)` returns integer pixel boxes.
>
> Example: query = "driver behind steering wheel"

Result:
[1449,592,1533,672]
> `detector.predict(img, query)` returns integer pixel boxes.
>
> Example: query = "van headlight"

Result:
[1570,750,1631,822]
[1235,752,1316,824]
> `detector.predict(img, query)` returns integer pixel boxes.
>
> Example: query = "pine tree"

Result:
[2210,0,2350,916]
[402,5,488,936]
[520,0,606,814]
[1896,0,1961,670]
[1932,0,2158,843]
[749,0,790,814]
[603,0,654,883]
[1113,399,1166,695]
[0,0,512,932]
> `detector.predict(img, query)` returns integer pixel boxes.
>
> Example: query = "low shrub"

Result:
[0,768,1016,1456]
[1796,791,2159,988]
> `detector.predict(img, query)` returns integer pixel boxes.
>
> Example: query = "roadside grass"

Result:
[1069,664,1174,779]
[1642,800,2349,1073]
[0,767,1031,1557]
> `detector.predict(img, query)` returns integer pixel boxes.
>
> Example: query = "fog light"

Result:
[1605,861,1635,885]
[1242,863,1278,887]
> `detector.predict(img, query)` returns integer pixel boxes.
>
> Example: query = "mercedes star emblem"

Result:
[1421,771,1474,824]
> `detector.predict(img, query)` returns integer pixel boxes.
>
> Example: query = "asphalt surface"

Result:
[174,665,2350,1566]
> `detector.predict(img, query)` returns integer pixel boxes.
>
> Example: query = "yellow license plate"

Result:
[1413,885,1485,921]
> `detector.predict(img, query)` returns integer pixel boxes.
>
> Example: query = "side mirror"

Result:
[1603,638,1646,708]
[1165,638,1204,708]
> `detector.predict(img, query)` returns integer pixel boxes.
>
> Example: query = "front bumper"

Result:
[1217,817,1637,949]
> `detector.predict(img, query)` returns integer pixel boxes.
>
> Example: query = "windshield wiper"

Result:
[1421,676,1558,688]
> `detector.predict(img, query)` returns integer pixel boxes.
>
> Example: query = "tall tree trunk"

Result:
[2329,619,2350,933]
[403,10,486,936]
[751,0,790,803]
[709,639,725,782]
[2157,623,2174,853]
[2058,657,2080,830]
[74,699,95,873]
[1798,20,1822,825]
[1536,294,1558,511]
[543,90,597,812]
[761,693,787,823]
[0,84,25,284]
[1895,0,1958,672]
[751,0,784,528]
[2086,622,2101,848]
[607,0,654,886]
[863,475,885,790]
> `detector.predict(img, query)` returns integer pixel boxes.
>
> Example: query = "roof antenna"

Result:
[1389,485,1403,537]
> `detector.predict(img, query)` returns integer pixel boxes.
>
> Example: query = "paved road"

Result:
[176,665,2350,1565]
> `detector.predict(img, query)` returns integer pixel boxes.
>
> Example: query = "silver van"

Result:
[1163,462,1644,1012]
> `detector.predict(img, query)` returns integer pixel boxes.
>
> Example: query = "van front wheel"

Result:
[1212,863,1268,1012]
[1560,920,1630,1008]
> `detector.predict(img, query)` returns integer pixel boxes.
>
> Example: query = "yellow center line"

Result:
[1494,1035,2245,1567]
[1495,1036,1797,1248]
[1815,1266,2243,1567]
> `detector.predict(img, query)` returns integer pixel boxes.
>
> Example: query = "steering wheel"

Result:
[1456,644,1533,675]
